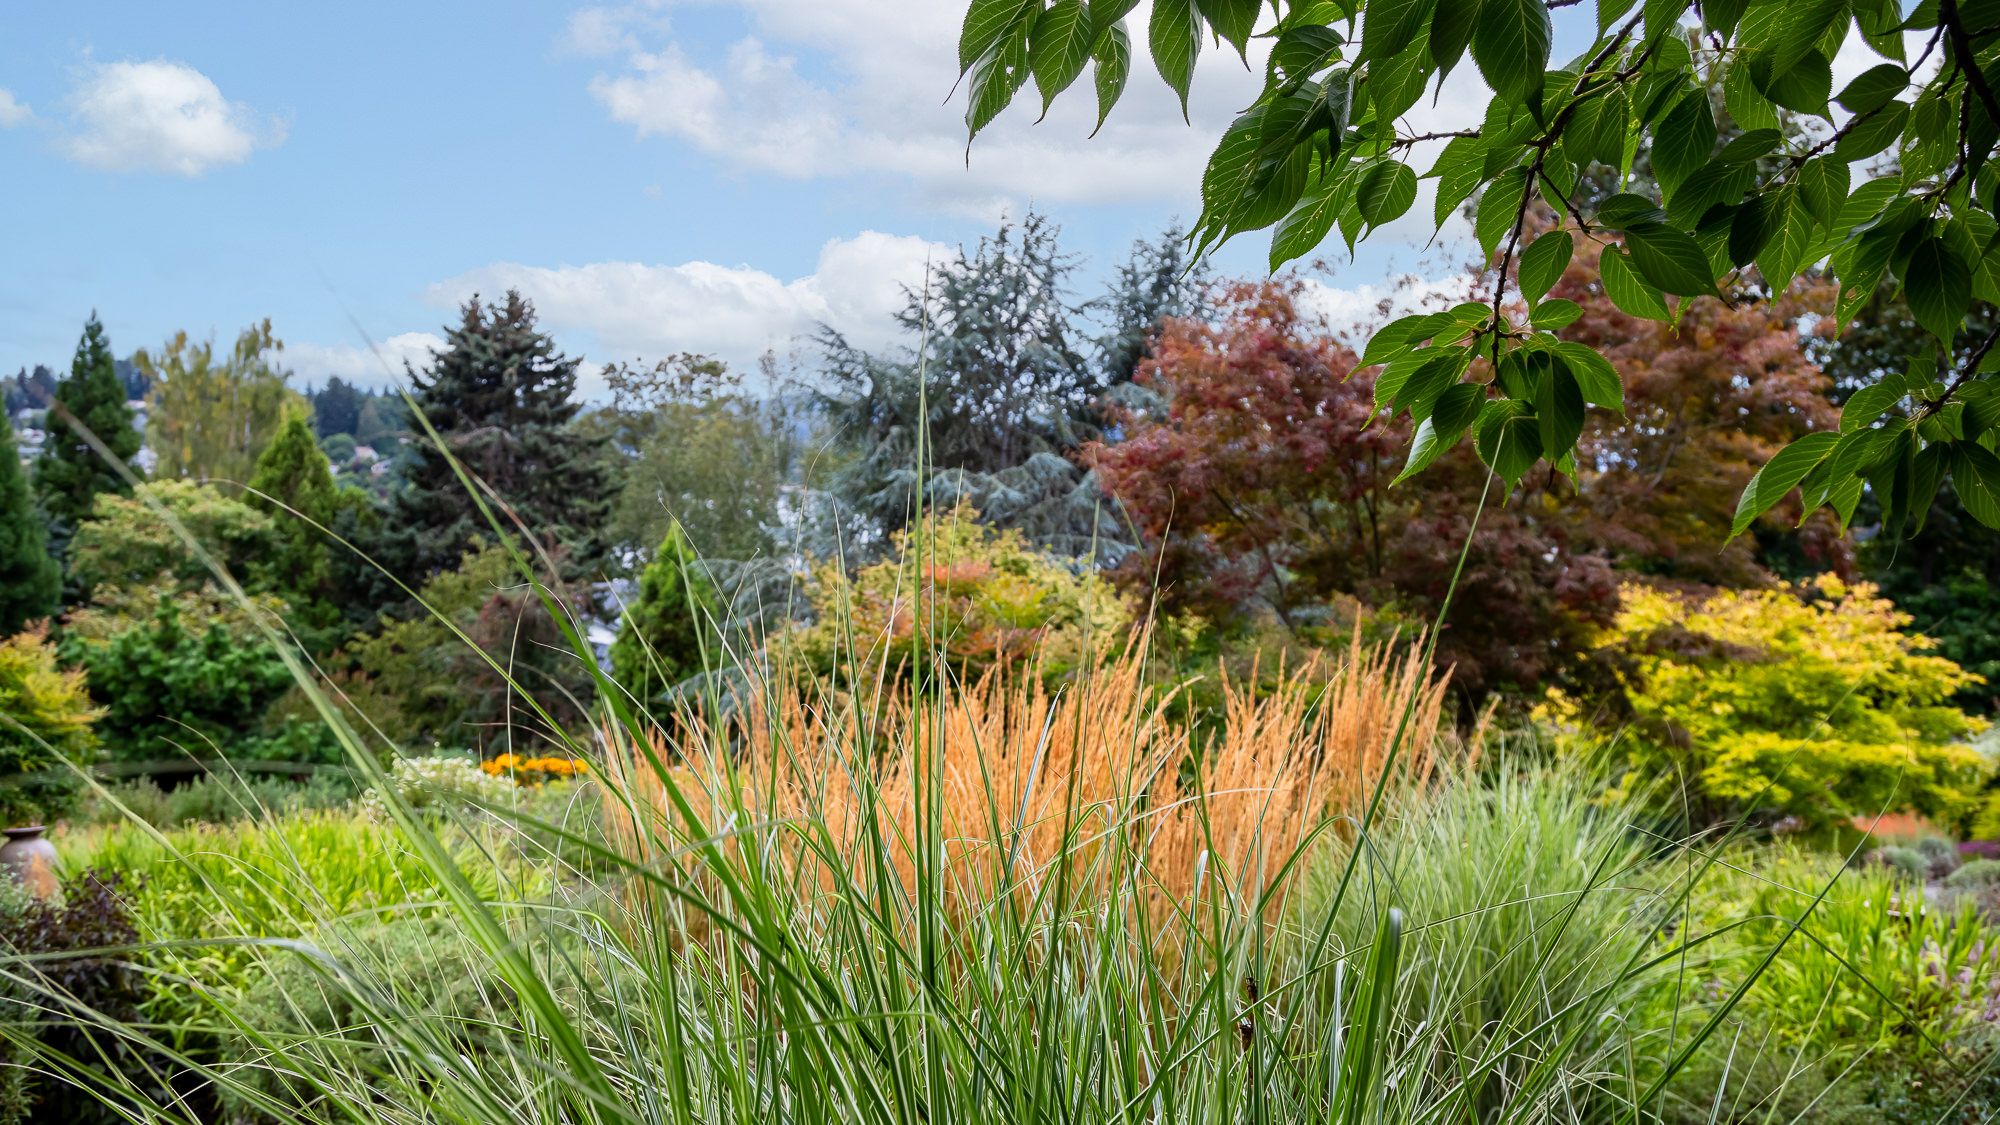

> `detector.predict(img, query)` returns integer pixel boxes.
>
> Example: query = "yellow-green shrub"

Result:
[780,506,1130,683]
[1553,576,1988,826]
[0,625,100,823]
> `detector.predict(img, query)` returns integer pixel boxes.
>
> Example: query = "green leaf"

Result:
[1031,0,1094,114]
[1835,100,1909,162]
[1730,430,1840,538]
[965,23,1033,137]
[1151,0,1202,117]
[1430,135,1486,226]
[1393,347,1470,414]
[1555,342,1624,409]
[1756,192,1815,293]
[1837,63,1908,114]
[1601,246,1673,320]
[1594,192,1668,230]
[1475,399,1544,488]
[1652,92,1717,194]
[1476,166,1528,263]
[1471,0,1552,103]
[1089,23,1131,137]
[1089,0,1141,39]
[1953,443,2000,529]
[1530,298,1583,329]
[1195,0,1261,55]
[1395,384,1485,482]
[1759,49,1832,116]
[1430,0,1478,78]
[1357,160,1418,226]
[1624,223,1718,296]
[960,0,1036,73]
[1797,157,1849,230]
[1518,230,1574,305]
[1840,371,1907,432]
[1271,170,1343,269]
[1723,59,1779,132]
[1360,0,1436,63]
[1904,235,1973,344]
[1359,312,1440,367]
[1728,195,1777,266]
[1535,358,1586,465]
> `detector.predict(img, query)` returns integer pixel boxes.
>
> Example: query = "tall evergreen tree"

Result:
[384,291,611,583]
[1093,225,1210,388]
[610,522,714,706]
[0,411,60,632]
[36,315,141,552]
[246,410,349,645]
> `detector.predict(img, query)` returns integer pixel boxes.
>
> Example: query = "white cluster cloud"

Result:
[286,332,447,390]
[0,89,31,127]
[572,0,1282,217]
[418,230,948,372]
[61,60,282,175]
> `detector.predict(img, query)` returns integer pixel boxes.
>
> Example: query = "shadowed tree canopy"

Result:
[381,290,612,584]
[36,315,141,552]
[0,409,60,632]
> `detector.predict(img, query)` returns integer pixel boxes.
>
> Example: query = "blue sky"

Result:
[0,2,1595,395]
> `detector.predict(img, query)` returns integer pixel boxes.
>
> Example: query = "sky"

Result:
[0,2,1711,397]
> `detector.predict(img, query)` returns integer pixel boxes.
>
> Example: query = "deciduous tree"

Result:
[140,320,307,486]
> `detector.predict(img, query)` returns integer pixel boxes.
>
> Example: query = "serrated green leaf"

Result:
[1031,0,1094,114]
[1089,0,1141,39]
[1797,157,1848,229]
[1652,91,1717,194]
[1151,0,1202,117]
[1840,371,1908,432]
[1536,357,1585,467]
[1730,430,1841,538]
[1837,62,1908,114]
[1554,342,1624,409]
[1724,59,1780,132]
[1394,347,1470,415]
[1476,166,1528,263]
[1756,191,1814,293]
[1594,192,1669,230]
[1624,223,1718,296]
[966,23,1033,137]
[1357,160,1418,226]
[1905,235,1973,344]
[1601,246,1673,320]
[1360,0,1436,62]
[1471,0,1552,103]
[1518,230,1574,305]
[1835,100,1909,162]
[960,0,1037,73]
[1430,0,1477,78]
[1359,312,1437,367]
[1728,194,1777,266]
[1271,171,1343,269]
[1430,135,1486,226]
[1089,23,1131,137]
[1195,0,1261,55]
[1759,49,1832,116]
[1953,443,2000,528]
[1475,398,1543,488]
[1531,298,1583,329]
[1395,383,1484,482]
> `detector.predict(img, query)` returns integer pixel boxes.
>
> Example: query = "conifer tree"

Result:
[247,410,343,639]
[36,315,140,552]
[0,411,59,632]
[610,522,714,705]
[384,291,610,583]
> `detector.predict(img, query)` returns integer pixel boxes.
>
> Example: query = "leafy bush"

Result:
[1558,576,1990,826]
[0,625,99,824]
[0,868,159,1125]
[1648,849,2000,1123]
[76,772,355,830]
[66,479,279,597]
[1947,859,2000,890]
[1873,844,1930,882]
[780,506,1129,683]
[60,583,294,766]
[1914,835,1963,878]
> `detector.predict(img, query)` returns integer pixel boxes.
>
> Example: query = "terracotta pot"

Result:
[0,826,59,900]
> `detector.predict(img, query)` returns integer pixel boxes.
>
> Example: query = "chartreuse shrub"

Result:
[1554,576,1989,827]
[1646,847,2000,1123]
[0,625,99,824]
[781,504,1129,684]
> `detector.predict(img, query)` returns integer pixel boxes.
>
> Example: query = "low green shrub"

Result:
[1647,848,2000,1123]
[1947,858,2000,889]
[77,772,356,829]
[1874,844,1931,882]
